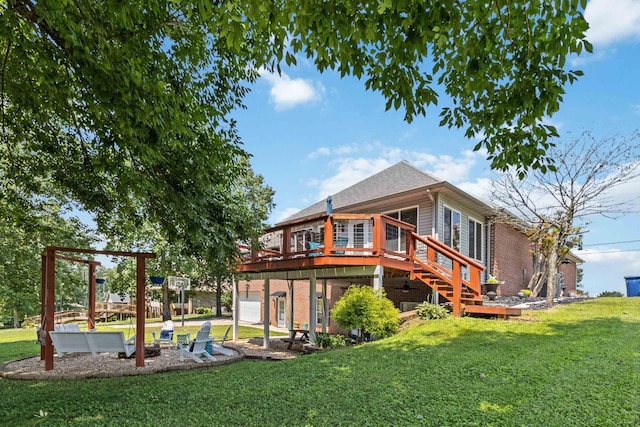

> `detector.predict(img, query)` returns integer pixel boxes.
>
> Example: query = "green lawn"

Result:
[1,298,639,426]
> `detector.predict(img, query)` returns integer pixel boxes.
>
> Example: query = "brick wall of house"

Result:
[490,222,580,296]
[559,262,577,295]
[490,222,534,296]
[243,278,433,335]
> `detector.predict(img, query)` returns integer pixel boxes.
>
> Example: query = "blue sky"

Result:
[233,0,640,297]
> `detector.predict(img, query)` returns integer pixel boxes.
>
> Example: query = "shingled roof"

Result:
[280,160,443,224]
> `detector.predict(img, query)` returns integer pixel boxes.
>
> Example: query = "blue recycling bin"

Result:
[624,276,640,297]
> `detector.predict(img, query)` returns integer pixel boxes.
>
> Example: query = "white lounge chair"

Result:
[211,325,234,356]
[152,320,175,348]
[180,322,216,363]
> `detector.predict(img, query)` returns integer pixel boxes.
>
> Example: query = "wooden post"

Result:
[135,255,146,368]
[44,248,55,371]
[40,254,46,361]
[452,261,462,317]
[323,215,333,255]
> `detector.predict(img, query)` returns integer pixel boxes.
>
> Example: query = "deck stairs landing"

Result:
[409,233,520,319]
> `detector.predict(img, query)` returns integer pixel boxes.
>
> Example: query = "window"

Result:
[384,207,418,252]
[468,218,482,261]
[444,206,460,252]
[316,294,327,325]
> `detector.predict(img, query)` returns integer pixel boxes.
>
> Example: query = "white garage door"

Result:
[238,292,261,324]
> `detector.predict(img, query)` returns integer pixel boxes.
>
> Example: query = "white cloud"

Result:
[308,147,331,159]
[306,144,489,201]
[585,0,640,47]
[259,69,324,110]
[270,207,302,224]
[412,149,484,183]
[314,158,392,200]
[456,177,494,202]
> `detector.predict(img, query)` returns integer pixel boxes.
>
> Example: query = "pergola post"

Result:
[44,248,55,371]
[135,255,146,367]
[40,253,46,361]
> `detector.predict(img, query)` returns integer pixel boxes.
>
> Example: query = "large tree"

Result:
[491,131,640,302]
[2,1,590,268]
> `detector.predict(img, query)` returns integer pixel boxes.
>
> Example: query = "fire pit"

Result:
[118,344,161,359]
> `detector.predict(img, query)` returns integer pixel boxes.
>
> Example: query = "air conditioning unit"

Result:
[400,301,421,312]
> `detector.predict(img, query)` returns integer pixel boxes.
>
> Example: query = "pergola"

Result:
[40,246,155,370]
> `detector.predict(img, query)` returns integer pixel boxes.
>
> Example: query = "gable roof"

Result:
[280,161,443,224]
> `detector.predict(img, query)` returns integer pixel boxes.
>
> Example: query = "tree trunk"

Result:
[162,282,172,321]
[215,278,223,317]
[546,249,558,304]
[13,306,19,329]
[529,272,546,297]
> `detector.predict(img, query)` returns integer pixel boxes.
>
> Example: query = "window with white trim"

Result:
[468,218,482,261]
[444,206,461,252]
[384,207,418,252]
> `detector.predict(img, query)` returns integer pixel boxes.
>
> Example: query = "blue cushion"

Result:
[160,330,172,339]
[335,237,348,255]
[308,241,322,257]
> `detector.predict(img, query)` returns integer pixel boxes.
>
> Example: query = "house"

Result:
[236,161,582,336]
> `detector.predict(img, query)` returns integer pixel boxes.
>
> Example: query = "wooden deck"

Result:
[238,213,520,318]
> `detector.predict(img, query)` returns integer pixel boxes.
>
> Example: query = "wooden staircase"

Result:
[409,233,520,319]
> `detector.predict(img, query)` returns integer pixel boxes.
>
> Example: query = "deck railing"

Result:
[241,213,417,263]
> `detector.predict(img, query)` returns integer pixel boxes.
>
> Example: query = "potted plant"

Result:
[483,275,503,293]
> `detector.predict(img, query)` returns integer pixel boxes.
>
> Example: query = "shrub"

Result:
[221,291,233,312]
[416,302,450,320]
[598,291,624,298]
[519,289,532,297]
[312,333,348,349]
[195,307,213,315]
[331,285,400,343]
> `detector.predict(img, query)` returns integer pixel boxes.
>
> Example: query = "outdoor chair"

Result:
[152,320,175,348]
[211,325,234,356]
[335,236,348,254]
[307,241,322,257]
[180,322,216,363]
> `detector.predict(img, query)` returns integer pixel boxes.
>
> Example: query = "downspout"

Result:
[429,190,438,304]
[486,221,491,281]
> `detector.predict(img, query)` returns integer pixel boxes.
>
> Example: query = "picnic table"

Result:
[283,329,309,349]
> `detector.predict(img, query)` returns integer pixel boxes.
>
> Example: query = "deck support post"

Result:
[232,277,239,342]
[263,278,270,349]
[321,279,328,333]
[288,279,294,330]
[308,273,317,343]
[372,265,383,291]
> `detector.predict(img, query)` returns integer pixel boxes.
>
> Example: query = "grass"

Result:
[1,298,639,426]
